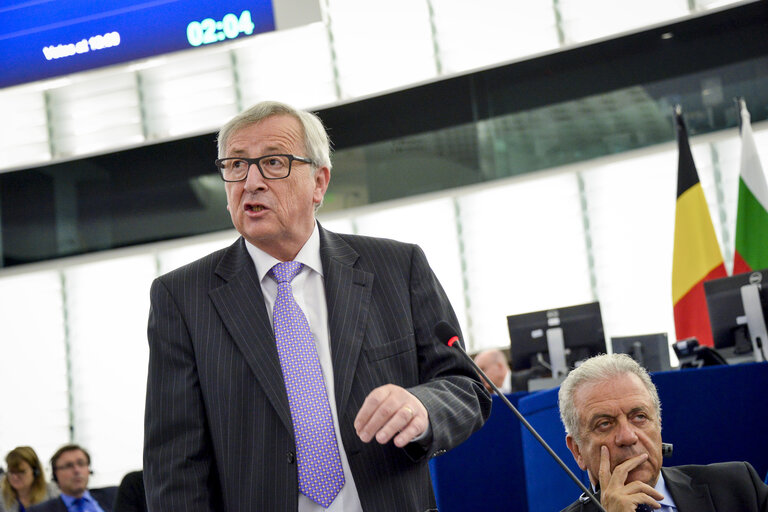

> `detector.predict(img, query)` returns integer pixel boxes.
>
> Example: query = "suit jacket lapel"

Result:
[662,466,715,511]
[319,226,373,417]
[209,238,293,432]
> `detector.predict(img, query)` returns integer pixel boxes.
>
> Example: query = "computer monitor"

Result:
[611,333,672,372]
[704,268,768,363]
[507,302,606,379]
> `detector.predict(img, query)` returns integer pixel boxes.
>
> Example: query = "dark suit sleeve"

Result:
[401,244,492,460]
[143,277,218,511]
[92,486,118,512]
[27,497,66,512]
[113,471,147,512]
[744,462,768,511]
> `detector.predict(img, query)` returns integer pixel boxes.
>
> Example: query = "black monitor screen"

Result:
[506,302,606,371]
[704,268,768,352]
[611,333,671,372]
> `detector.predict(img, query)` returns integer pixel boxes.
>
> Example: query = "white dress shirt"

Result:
[245,223,363,512]
[500,370,513,394]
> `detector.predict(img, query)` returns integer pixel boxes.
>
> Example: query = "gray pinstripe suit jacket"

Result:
[143,225,491,511]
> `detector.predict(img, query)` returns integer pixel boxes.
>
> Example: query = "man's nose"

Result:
[614,418,639,446]
[244,163,267,191]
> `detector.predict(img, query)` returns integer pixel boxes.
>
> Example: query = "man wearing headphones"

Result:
[29,444,116,512]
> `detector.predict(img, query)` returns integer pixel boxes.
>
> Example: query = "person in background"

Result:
[473,348,513,394]
[1,447,58,512]
[113,471,145,512]
[29,444,116,512]
[558,353,768,512]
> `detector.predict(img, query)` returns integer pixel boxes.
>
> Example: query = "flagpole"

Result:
[735,97,745,134]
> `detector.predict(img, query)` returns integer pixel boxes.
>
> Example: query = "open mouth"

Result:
[246,205,266,212]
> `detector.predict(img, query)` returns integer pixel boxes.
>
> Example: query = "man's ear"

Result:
[313,166,330,205]
[566,434,587,471]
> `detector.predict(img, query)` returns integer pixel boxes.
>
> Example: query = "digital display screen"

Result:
[0,0,275,90]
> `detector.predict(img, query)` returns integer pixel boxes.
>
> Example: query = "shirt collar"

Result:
[244,222,323,282]
[502,370,512,393]
[655,471,676,509]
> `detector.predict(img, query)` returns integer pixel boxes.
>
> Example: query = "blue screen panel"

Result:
[0,0,275,89]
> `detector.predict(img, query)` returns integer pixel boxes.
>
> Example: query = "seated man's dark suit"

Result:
[144,226,491,511]
[28,487,117,512]
[561,461,768,511]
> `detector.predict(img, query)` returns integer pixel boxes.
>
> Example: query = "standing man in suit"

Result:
[143,101,491,512]
[558,353,768,511]
[29,445,116,512]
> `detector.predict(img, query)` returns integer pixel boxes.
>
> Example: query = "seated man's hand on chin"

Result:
[598,446,664,512]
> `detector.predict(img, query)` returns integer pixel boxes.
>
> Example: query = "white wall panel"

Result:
[559,0,689,44]
[582,150,678,344]
[325,0,437,98]
[64,255,155,486]
[0,271,69,472]
[47,71,144,157]
[458,174,594,351]
[431,0,559,74]
[235,22,337,109]
[0,88,50,169]
[140,50,239,139]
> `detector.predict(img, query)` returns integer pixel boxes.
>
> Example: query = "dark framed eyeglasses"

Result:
[54,460,89,472]
[215,154,314,182]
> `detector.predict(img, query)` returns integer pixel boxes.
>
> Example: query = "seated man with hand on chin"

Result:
[558,353,768,512]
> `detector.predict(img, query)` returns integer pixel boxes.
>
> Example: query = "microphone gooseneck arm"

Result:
[435,321,606,512]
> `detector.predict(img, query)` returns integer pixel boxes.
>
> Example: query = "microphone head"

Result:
[433,321,460,346]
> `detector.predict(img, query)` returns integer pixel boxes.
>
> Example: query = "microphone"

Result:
[434,321,607,512]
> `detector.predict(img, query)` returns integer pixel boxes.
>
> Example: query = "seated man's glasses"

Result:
[215,154,314,182]
[54,460,89,472]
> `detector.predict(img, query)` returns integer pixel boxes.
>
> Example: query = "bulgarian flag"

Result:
[672,108,727,346]
[733,99,768,275]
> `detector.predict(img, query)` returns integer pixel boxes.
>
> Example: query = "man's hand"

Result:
[354,384,429,448]
[598,446,664,512]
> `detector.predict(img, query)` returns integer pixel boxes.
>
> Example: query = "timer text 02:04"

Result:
[186,10,256,47]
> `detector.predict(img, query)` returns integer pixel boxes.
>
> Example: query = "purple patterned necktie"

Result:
[270,261,345,508]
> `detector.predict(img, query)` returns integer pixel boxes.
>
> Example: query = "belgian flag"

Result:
[672,108,727,346]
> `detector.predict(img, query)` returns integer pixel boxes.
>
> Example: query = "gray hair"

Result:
[558,353,661,443]
[217,101,332,171]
